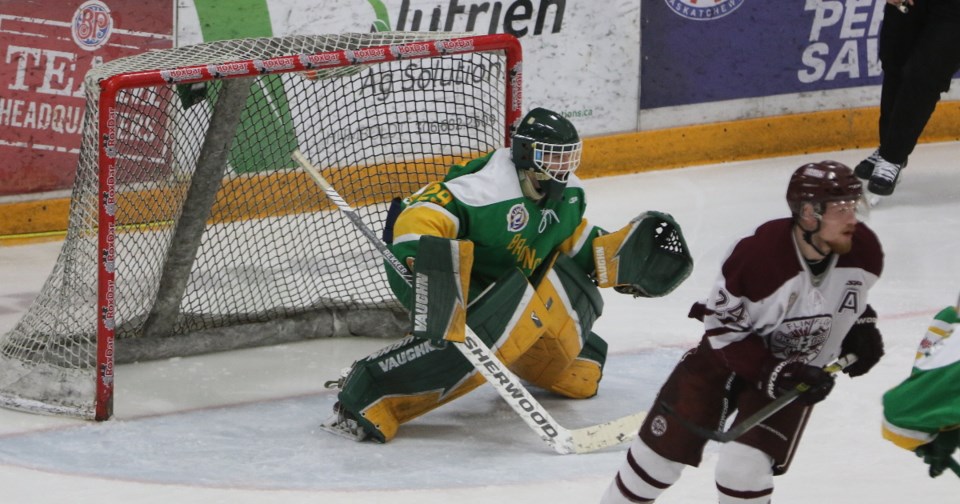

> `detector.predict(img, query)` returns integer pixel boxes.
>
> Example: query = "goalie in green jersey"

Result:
[882,302,960,478]
[321,107,694,443]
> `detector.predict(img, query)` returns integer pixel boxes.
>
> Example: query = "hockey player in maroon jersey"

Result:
[601,161,885,503]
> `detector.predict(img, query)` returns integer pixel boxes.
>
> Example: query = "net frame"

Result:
[1,33,522,420]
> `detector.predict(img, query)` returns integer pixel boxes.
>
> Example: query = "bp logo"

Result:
[665,0,745,21]
[72,0,113,51]
[507,203,529,232]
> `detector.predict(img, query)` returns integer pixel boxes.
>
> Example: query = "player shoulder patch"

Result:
[507,203,529,232]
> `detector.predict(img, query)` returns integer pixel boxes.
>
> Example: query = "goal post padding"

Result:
[0,33,522,420]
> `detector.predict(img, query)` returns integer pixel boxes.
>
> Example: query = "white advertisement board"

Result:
[176,0,642,137]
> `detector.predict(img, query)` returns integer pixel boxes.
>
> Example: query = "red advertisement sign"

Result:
[0,0,172,196]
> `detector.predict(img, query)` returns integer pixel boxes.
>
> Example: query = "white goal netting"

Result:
[0,32,520,419]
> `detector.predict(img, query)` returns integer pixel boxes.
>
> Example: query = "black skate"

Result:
[854,149,880,180]
[868,156,905,196]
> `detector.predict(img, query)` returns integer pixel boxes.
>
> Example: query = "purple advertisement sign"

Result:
[641,0,886,109]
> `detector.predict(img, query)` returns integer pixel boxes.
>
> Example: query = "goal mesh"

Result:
[0,33,520,419]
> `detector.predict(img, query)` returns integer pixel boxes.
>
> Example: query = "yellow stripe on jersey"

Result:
[928,321,953,338]
[881,418,935,451]
[557,218,591,257]
[915,320,954,360]
[392,202,460,245]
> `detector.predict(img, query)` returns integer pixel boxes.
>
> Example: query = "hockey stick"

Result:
[292,150,645,454]
[949,457,960,478]
[663,354,857,443]
[937,453,960,478]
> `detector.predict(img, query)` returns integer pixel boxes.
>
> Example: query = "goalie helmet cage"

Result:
[0,32,522,420]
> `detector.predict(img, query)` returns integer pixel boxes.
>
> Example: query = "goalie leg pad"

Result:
[334,269,548,442]
[547,253,604,334]
[466,268,548,362]
[546,331,608,399]
[593,210,693,297]
[335,334,479,442]
[510,254,605,392]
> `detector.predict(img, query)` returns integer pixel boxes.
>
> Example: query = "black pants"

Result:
[878,0,960,164]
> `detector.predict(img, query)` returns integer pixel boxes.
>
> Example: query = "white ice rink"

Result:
[0,142,957,503]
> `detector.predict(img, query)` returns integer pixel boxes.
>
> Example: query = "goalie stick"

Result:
[663,353,858,443]
[292,150,645,454]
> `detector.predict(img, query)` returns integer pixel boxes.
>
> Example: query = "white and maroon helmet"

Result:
[786,160,863,216]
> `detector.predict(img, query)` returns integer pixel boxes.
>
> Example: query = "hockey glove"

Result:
[839,305,884,377]
[762,360,835,406]
[408,236,473,346]
[915,429,960,478]
[592,211,693,298]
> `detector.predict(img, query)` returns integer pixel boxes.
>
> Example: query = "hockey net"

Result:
[0,33,522,420]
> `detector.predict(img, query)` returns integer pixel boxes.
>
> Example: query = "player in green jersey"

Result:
[321,108,694,443]
[882,302,960,477]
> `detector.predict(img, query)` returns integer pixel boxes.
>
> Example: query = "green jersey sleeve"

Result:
[882,306,960,450]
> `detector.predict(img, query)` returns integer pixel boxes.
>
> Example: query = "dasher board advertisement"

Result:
[0,0,173,196]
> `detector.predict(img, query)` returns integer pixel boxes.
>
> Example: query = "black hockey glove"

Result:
[762,360,835,406]
[839,306,884,377]
[915,430,960,478]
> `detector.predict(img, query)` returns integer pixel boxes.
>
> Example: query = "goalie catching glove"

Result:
[408,236,473,346]
[592,211,693,297]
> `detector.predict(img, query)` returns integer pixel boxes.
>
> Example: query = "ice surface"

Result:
[0,142,957,503]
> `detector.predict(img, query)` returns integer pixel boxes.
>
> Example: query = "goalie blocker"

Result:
[329,236,607,442]
[410,236,473,345]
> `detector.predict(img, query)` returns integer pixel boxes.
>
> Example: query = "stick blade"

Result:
[568,411,646,454]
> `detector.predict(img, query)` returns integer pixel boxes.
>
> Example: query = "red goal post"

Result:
[1,33,522,421]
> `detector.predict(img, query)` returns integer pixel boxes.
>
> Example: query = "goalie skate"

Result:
[323,366,353,390]
[319,402,371,442]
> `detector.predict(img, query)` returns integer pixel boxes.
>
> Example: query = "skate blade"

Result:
[318,412,369,442]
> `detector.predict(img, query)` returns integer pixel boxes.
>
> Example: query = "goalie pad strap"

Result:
[411,236,473,343]
[592,210,693,298]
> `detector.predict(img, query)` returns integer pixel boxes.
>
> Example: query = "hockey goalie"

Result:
[322,107,693,442]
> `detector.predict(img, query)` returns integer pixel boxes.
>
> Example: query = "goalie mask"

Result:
[511,107,583,201]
